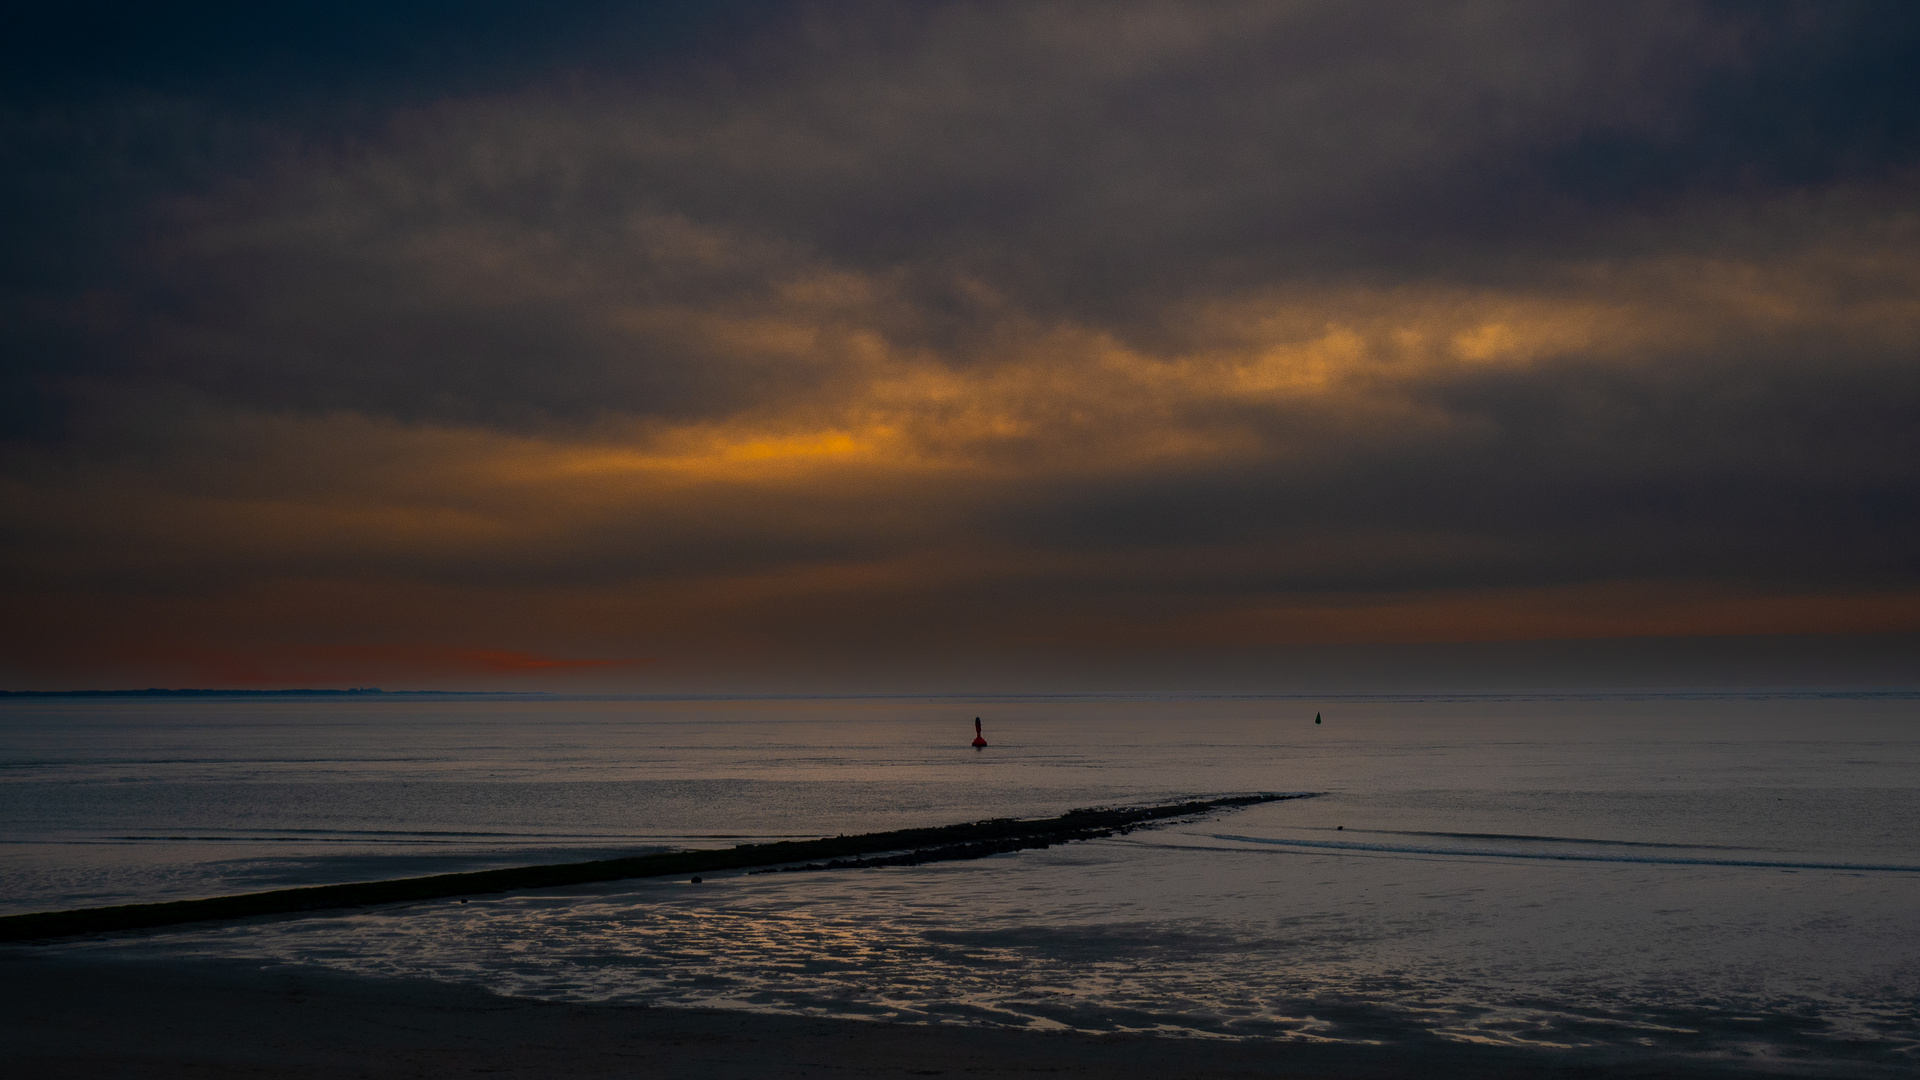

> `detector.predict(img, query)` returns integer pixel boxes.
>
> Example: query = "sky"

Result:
[2,1,1918,691]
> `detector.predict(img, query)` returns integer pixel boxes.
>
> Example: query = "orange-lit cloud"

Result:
[3,3,1918,689]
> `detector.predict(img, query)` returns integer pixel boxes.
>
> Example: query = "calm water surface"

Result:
[3,692,1917,1069]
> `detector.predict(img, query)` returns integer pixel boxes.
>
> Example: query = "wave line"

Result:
[1209,834,1920,873]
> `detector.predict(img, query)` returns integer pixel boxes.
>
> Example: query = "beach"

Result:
[3,693,1918,1075]
[0,951,1836,1079]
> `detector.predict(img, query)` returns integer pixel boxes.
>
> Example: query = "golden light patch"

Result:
[529,425,909,487]
[289,236,1920,518]
[1449,321,1521,362]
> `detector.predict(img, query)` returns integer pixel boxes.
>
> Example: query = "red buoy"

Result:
[971,717,988,748]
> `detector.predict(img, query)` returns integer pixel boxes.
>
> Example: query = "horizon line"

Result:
[4,687,1918,701]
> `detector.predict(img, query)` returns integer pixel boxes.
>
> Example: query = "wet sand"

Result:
[0,952,1865,1079]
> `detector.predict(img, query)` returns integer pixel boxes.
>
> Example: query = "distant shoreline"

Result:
[4,687,1916,701]
[0,688,524,698]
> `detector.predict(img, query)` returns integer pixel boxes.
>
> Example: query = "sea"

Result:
[2,691,1918,1071]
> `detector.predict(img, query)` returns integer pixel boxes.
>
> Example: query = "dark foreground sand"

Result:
[0,952,1875,1079]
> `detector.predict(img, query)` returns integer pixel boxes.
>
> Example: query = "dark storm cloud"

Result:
[0,1,776,434]
[2,1,1918,686]
[998,269,1920,588]
[0,1,771,106]
[20,1,1920,427]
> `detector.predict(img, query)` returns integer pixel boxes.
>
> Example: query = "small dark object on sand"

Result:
[691,876,703,884]
[972,717,987,748]
[459,898,468,903]
[1315,712,1321,724]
